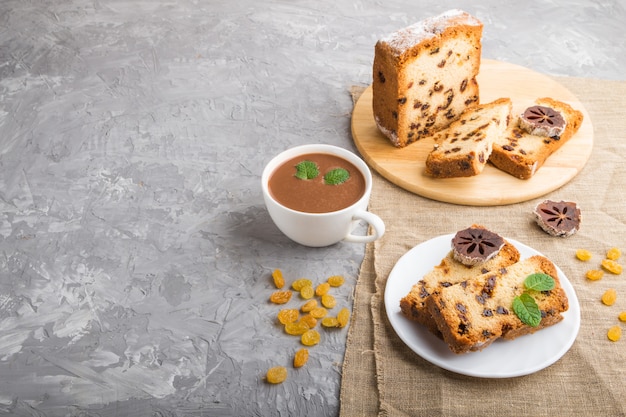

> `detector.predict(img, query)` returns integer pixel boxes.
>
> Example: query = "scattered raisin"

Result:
[607,247,621,260]
[607,325,621,342]
[301,299,318,313]
[315,282,330,296]
[265,366,288,384]
[299,314,317,329]
[285,322,310,335]
[270,290,292,304]
[272,269,285,288]
[601,288,617,306]
[300,285,314,299]
[277,309,299,325]
[310,307,328,319]
[301,330,321,346]
[601,259,623,275]
[321,294,336,309]
[327,275,345,287]
[337,308,350,328]
[268,272,351,380]
[586,269,604,281]
[575,249,592,261]
[293,348,309,368]
[321,317,339,328]
[292,278,312,291]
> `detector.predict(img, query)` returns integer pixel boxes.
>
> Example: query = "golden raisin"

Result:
[601,259,623,275]
[301,329,321,346]
[327,275,345,287]
[292,278,313,291]
[321,294,337,309]
[265,366,288,384]
[601,288,617,306]
[575,249,592,261]
[299,314,317,329]
[277,309,299,325]
[301,299,318,313]
[309,307,328,318]
[293,348,309,368]
[284,322,310,336]
[300,285,314,299]
[272,269,285,289]
[321,317,339,328]
[619,311,626,322]
[606,247,622,261]
[586,269,604,281]
[337,307,350,328]
[269,290,292,304]
[315,282,330,296]
[607,325,622,342]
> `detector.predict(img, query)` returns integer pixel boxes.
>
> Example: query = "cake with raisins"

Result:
[426,255,569,354]
[372,9,483,148]
[425,98,512,178]
[400,225,520,335]
[489,97,584,179]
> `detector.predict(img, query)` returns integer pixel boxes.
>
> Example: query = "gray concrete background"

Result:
[0,0,624,416]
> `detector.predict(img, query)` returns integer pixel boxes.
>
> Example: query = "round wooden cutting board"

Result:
[351,59,594,206]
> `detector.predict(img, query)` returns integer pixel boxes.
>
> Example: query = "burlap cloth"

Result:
[340,77,626,417]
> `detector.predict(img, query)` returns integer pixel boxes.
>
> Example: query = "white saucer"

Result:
[384,234,581,378]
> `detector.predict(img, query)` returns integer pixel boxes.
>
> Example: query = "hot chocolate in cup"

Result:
[262,144,385,247]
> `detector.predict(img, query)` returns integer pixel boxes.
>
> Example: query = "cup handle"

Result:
[344,210,385,243]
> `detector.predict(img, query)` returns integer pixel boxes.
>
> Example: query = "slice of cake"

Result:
[489,97,584,179]
[424,98,512,178]
[372,10,483,148]
[400,225,520,335]
[426,255,569,354]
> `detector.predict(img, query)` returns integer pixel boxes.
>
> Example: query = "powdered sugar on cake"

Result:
[380,9,481,54]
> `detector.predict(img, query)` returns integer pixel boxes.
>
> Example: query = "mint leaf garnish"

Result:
[324,168,350,185]
[512,293,542,327]
[524,273,555,292]
[294,160,319,180]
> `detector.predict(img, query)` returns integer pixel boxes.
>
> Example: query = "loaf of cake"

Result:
[489,97,584,179]
[399,226,520,335]
[426,255,569,354]
[372,10,483,148]
[424,98,512,178]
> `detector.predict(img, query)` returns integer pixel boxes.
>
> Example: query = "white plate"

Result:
[384,234,581,378]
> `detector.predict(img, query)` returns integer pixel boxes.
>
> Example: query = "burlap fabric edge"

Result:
[340,77,626,417]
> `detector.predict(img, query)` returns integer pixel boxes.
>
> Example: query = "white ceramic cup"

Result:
[262,144,385,247]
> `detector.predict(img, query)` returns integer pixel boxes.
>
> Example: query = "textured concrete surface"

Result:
[0,0,624,416]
